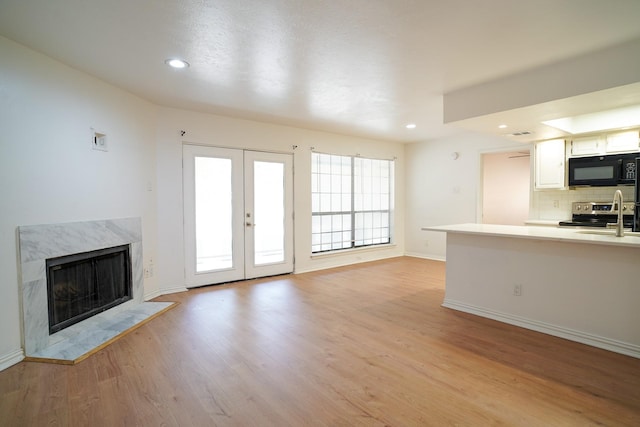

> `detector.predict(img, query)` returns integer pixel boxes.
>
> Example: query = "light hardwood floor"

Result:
[1,256,639,426]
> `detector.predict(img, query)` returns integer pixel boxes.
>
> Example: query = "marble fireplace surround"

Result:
[18,218,172,361]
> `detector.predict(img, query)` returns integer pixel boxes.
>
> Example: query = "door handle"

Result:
[246,222,254,227]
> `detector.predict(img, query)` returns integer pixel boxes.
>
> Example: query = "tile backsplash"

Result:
[532,186,635,220]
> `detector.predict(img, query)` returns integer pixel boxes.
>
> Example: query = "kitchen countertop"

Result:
[422,223,640,248]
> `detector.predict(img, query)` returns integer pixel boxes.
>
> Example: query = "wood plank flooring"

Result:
[1,256,639,426]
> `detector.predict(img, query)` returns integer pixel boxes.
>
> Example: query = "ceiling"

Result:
[2,0,640,143]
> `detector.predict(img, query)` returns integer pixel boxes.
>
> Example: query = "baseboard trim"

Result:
[0,348,25,371]
[294,253,402,274]
[442,298,640,359]
[145,286,187,301]
[404,252,446,262]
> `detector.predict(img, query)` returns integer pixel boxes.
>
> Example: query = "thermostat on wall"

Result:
[91,127,108,152]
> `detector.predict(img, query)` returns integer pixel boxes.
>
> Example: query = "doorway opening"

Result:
[481,149,531,225]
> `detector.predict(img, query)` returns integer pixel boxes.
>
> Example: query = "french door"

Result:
[183,145,294,287]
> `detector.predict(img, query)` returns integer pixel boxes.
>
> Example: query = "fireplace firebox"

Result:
[46,244,132,334]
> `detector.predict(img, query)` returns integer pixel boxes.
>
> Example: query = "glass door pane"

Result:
[253,161,285,265]
[195,157,233,272]
[244,151,293,279]
[183,145,245,287]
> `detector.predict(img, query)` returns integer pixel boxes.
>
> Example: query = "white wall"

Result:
[0,37,158,369]
[154,107,406,292]
[404,132,523,260]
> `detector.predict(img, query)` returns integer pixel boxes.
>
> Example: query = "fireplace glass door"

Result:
[46,245,132,334]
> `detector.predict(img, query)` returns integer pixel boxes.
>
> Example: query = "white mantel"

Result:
[424,223,640,359]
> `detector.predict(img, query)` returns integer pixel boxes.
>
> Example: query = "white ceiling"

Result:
[2,0,640,142]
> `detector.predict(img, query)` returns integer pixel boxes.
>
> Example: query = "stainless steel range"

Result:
[559,201,635,228]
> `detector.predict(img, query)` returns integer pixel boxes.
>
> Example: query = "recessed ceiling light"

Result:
[165,58,190,69]
[405,123,417,129]
[498,124,507,129]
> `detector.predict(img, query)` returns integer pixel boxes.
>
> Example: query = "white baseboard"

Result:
[404,252,446,262]
[0,348,24,372]
[144,286,187,301]
[159,286,188,295]
[295,253,401,274]
[443,298,640,359]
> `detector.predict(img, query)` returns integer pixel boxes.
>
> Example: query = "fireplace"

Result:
[18,218,176,362]
[47,245,132,334]
[18,218,146,357]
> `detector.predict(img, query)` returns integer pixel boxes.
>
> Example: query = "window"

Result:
[311,152,392,253]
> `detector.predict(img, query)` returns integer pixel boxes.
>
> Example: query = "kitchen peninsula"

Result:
[423,224,640,359]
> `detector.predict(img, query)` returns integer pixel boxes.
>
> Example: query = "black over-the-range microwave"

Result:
[568,153,639,186]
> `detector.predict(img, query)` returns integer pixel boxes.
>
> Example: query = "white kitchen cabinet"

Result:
[605,130,640,153]
[569,130,639,156]
[535,139,565,189]
[570,135,604,156]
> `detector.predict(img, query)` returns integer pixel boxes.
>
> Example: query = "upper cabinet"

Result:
[534,129,638,191]
[605,130,640,153]
[535,139,565,190]
[569,130,639,157]
[570,135,603,156]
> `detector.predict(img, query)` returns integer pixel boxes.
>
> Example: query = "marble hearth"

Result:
[18,218,173,362]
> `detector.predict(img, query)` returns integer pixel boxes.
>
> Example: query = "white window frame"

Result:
[311,152,393,254]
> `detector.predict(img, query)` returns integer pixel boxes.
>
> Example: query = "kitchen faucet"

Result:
[606,189,625,237]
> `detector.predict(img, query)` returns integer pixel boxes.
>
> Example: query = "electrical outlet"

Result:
[145,258,154,278]
[513,284,522,296]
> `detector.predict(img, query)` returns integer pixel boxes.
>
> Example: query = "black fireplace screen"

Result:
[46,244,132,334]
